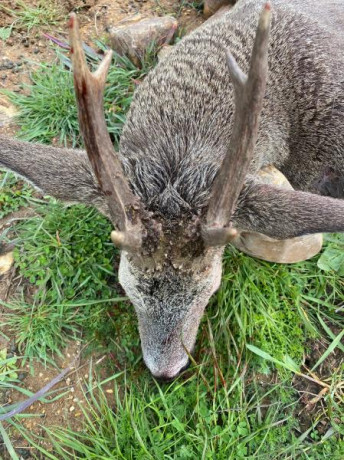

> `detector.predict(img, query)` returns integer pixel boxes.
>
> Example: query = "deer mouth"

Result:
[152,358,192,382]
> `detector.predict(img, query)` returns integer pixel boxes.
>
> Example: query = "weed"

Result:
[0,25,13,41]
[5,47,157,147]
[317,233,344,275]
[1,202,125,362]
[0,348,19,383]
[10,362,344,459]
[0,1,63,32]
[3,237,344,457]
[181,0,204,12]
[154,0,203,19]
[1,299,80,364]
[0,170,33,219]
[12,203,116,303]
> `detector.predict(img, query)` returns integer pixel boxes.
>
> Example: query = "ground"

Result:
[0,1,343,459]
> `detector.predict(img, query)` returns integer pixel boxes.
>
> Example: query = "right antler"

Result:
[203,3,271,246]
[69,14,143,250]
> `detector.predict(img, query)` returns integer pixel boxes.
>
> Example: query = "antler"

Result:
[203,3,271,247]
[69,14,142,250]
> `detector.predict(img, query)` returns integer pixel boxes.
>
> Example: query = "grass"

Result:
[0,171,33,219]
[0,202,123,364]
[0,348,19,383]
[4,44,157,148]
[0,25,13,41]
[154,0,203,17]
[0,1,63,32]
[0,37,343,460]
[2,216,344,457]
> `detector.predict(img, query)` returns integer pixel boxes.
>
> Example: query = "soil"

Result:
[0,1,343,458]
[293,329,344,435]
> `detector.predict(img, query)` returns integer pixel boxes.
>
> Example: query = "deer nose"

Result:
[151,359,191,382]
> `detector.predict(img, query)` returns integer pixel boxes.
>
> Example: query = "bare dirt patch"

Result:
[293,332,343,435]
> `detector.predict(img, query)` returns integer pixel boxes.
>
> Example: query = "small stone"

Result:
[108,15,178,67]
[69,406,75,412]
[0,59,15,71]
[0,250,14,275]
[15,448,31,459]
[18,372,27,381]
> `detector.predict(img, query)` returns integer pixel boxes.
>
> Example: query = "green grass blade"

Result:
[0,421,20,460]
[317,313,344,353]
[311,329,344,371]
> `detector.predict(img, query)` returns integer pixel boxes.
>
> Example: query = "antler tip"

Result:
[111,230,125,248]
[111,230,142,251]
[68,12,76,29]
[260,2,272,29]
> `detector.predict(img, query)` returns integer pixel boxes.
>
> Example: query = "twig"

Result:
[0,365,73,422]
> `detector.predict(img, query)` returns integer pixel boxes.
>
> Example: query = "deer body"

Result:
[121,0,344,211]
[1,0,344,379]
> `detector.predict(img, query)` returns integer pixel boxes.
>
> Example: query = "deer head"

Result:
[2,4,344,380]
[66,6,271,379]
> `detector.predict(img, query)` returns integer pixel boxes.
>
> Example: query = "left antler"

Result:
[69,13,143,250]
[203,3,271,246]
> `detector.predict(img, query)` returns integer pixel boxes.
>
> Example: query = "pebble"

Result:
[0,60,15,70]
[109,15,178,67]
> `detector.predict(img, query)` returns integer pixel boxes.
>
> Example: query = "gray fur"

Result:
[0,138,109,216]
[1,0,344,378]
[120,0,344,217]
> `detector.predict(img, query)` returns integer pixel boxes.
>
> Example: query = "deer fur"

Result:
[1,0,344,379]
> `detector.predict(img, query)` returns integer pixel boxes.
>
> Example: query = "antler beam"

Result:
[203,3,271,246]
[69,14,142,250]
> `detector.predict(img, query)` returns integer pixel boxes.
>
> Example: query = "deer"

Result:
[1,0,344,380]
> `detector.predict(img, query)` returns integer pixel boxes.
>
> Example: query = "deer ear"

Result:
[0,136,110,218]
[233,182,344,239]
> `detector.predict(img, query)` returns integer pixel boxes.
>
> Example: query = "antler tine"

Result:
[203,3,271,247]
[69,13,142,250]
